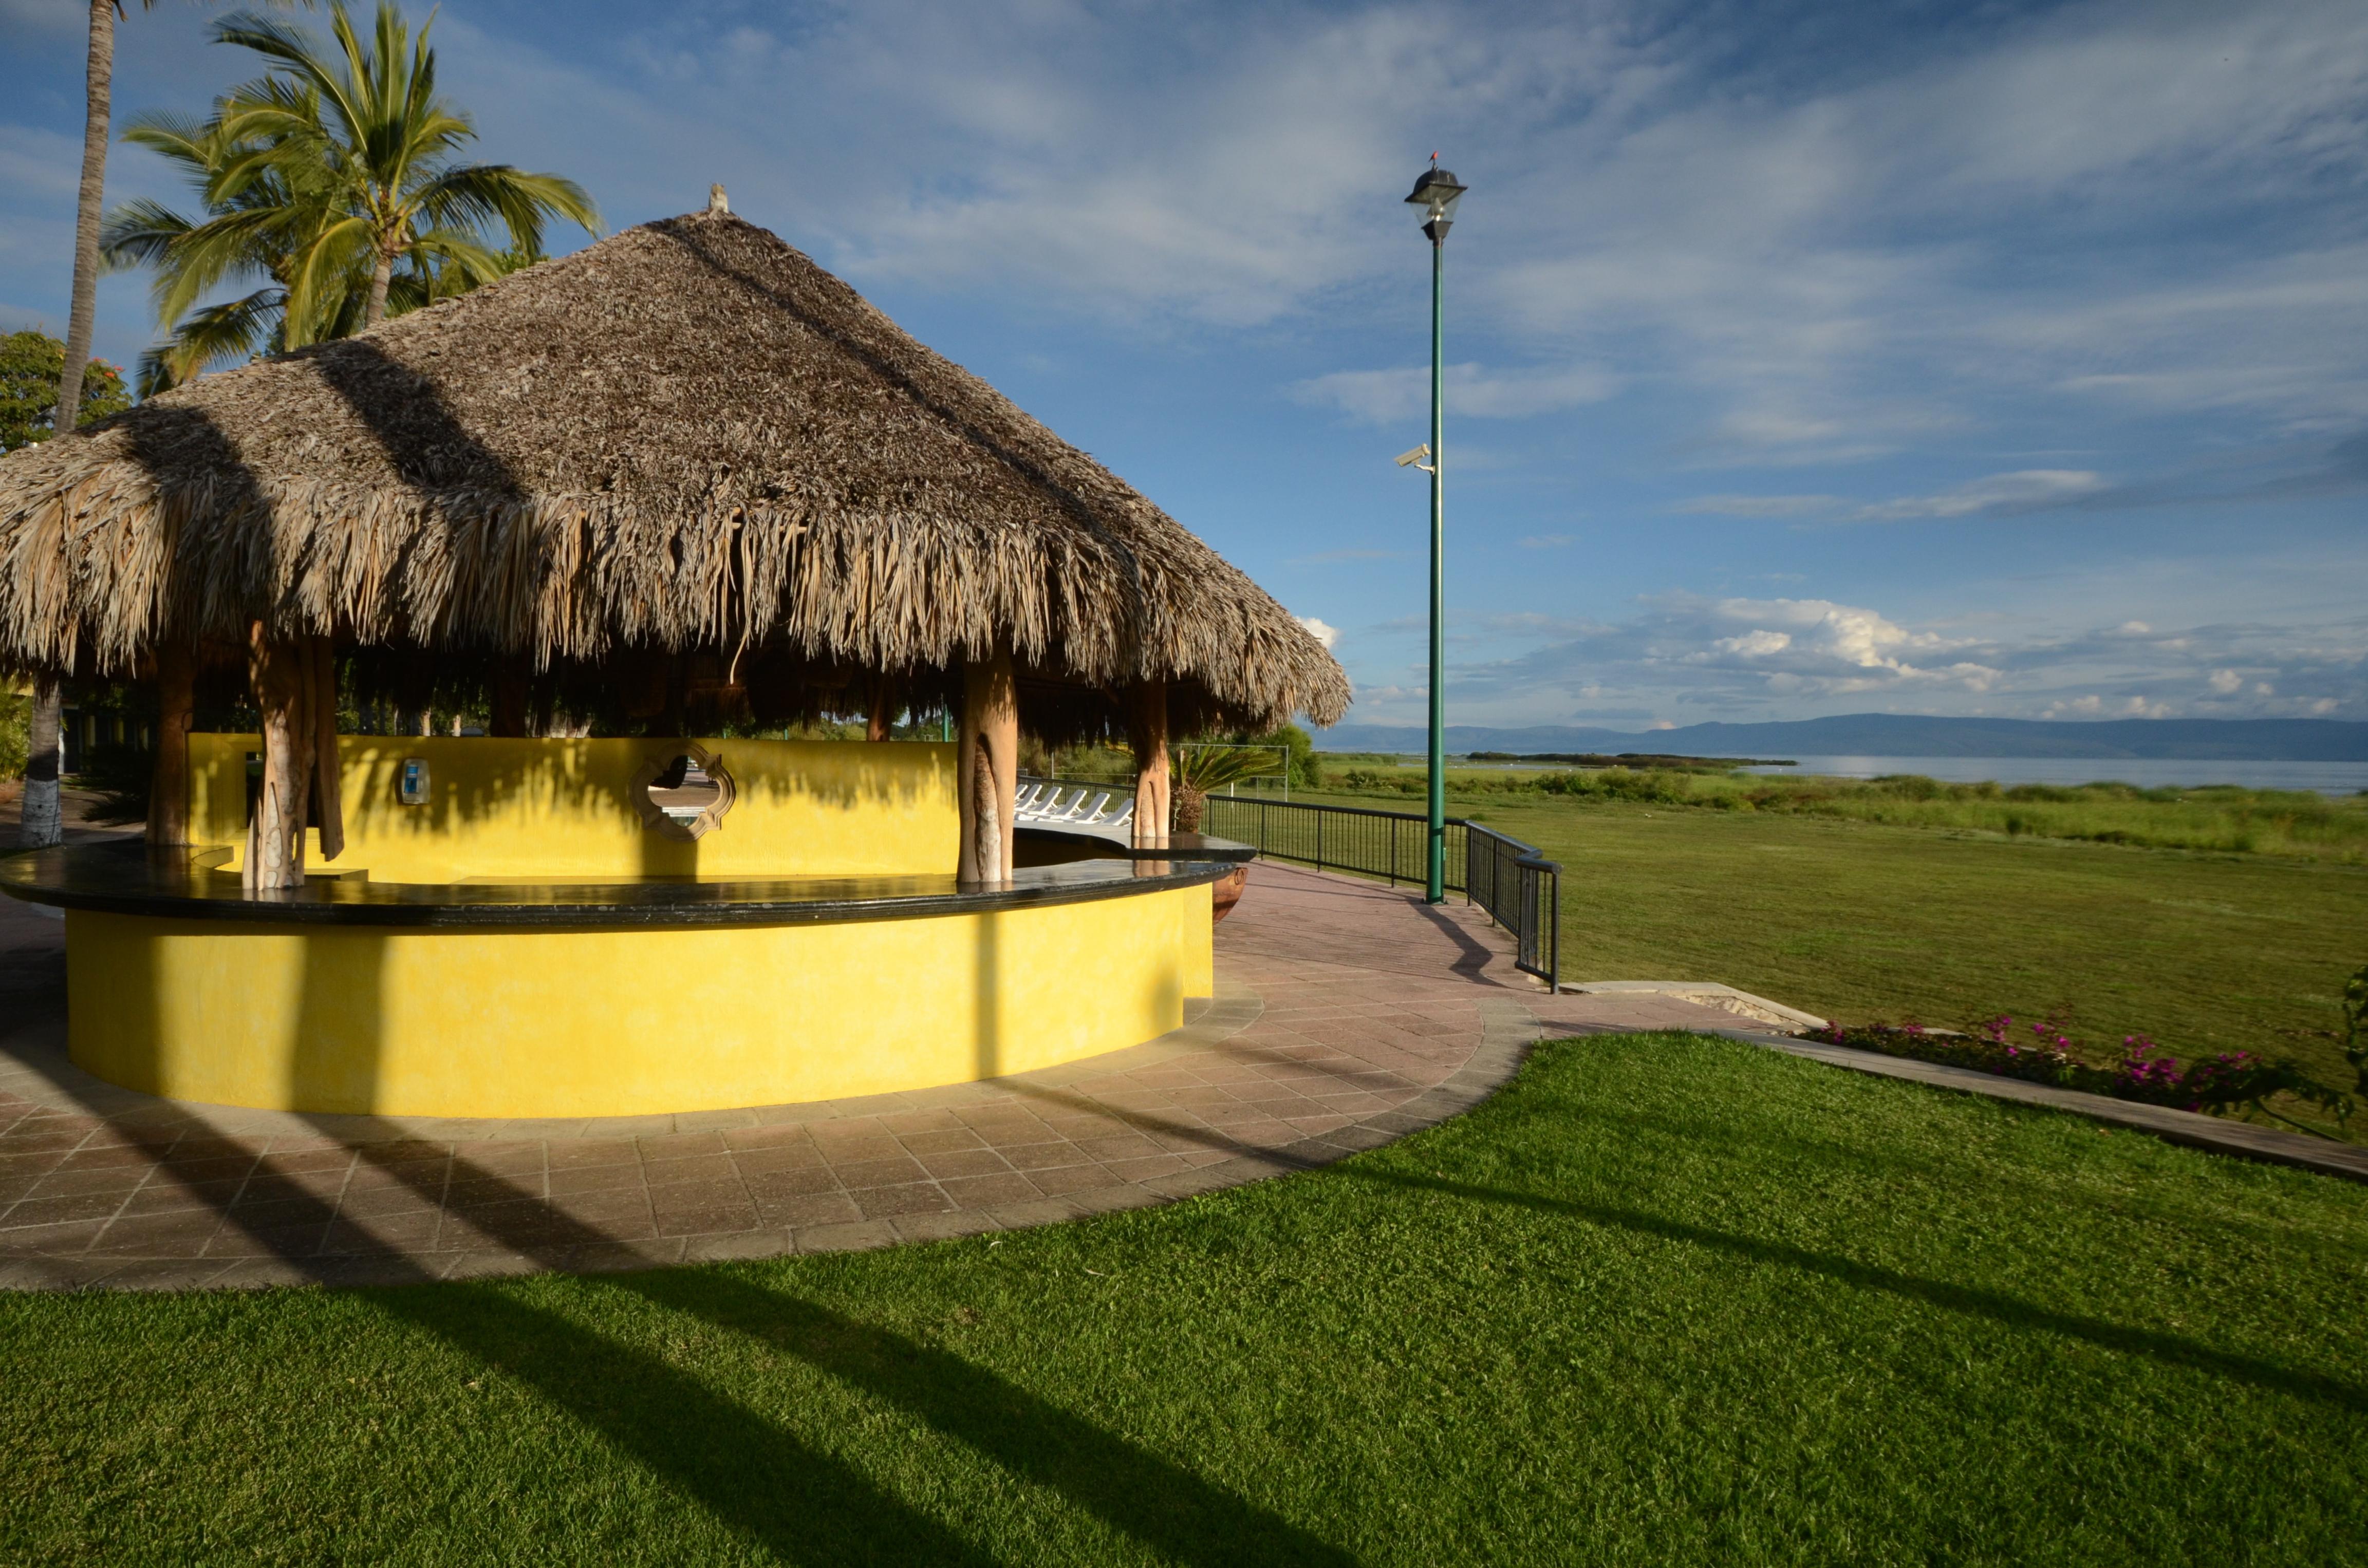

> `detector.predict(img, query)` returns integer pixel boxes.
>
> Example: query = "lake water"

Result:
[1734,756,2368,795]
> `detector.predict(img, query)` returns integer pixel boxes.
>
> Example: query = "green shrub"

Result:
[1312,761,2368,862]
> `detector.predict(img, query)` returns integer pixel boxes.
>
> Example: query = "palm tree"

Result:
[210,2,597,331]
[1170,742,1284,833]
[24,0,307,848]
[102,105,542,391]
[101,112,345,392]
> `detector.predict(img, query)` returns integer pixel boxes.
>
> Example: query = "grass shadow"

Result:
[628,1267,1355,1568]
[1344,1163,2368,1414]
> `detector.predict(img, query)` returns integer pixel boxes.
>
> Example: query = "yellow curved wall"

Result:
[65,880,1215,1117]
[186,734,958,884]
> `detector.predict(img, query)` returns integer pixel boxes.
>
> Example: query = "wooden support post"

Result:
[243,626,312,891]
[146,650,194,847]
[983,660,1017,882]
[958,644,1017,882]
[491,664,530,738]
[311,637,344,862]
[866,674,898,743]
[15,675,61,849]
[1128,679,1170,847]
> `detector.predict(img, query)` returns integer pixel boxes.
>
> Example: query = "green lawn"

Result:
[6,1033,2366,1564]
[1271,786,2368,1135]
[1313,764,2368,861]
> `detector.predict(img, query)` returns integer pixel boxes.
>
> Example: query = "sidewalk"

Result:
[0,859,1751,1290]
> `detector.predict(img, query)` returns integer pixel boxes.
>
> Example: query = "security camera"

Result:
[1394,443,1431,468]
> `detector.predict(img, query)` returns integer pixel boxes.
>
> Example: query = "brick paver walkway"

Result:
[0,860,1745,1291]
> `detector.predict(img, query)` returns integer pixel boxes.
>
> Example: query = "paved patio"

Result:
[0,856,1753,1291]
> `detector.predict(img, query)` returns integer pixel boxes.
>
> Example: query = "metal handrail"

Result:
[1198,793,1561,986]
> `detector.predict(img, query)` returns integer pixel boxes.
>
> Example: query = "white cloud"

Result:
[1520,534,1575,548]
[0,0,81,34]
[1714,629,1793,658]
[0,125,81,203]
[1853,470,2108,520]
[1386,594,2368,727]
[1291,548,1402,565]
[1670,493,1842,517]
[270,0,2368,466]
[1670,470,2117,522]
[1297,615,1340,650]
[1291,362,1619,425]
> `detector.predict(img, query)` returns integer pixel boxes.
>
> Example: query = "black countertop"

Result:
[1013,825,1257,864]
[0,841,1241,929]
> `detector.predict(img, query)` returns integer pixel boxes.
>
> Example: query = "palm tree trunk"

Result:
[16,677,64,849]
[364,246,394,327]
[56,0,115,437]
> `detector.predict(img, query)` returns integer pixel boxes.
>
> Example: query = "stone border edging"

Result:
[1700,1025,2368,1185]
[1561,981,1828,1031]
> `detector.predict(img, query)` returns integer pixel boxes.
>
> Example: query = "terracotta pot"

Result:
[1210,865,1248,924]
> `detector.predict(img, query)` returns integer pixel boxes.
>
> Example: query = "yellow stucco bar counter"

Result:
[1,843,1224,1119]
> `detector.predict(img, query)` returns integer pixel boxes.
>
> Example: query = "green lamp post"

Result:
[1405,158,1466,903]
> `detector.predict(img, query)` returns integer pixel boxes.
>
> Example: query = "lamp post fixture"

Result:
[1405,158,1465,904]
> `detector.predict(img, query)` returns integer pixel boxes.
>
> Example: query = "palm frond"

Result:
[147,206,302,327]
[413,164,600,255]
[1173,743,1284,792]
[119,113,224,178]
[280,213,375,346]
[98,198,195,275]
[212,7,372,155]
[140,287,284,394]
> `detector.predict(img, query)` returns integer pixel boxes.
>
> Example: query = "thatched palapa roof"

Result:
[0,201,1347,732]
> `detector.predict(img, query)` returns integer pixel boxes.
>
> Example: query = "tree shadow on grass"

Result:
[382,1279,994,1565]
[67,1124,991,1563]
[328,1134,1346,1568]
[1343,1164,2368,1415]
[628,1268,1357,1568]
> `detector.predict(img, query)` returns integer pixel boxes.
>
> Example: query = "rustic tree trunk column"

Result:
[866,675,898,743]
[1128,680,1170,847]
[310,637,344,862]
[243,627,313,891]
[958,645,1017,882]
[16,675,63,849]
[490,664,530,738]
[146,651,194,847]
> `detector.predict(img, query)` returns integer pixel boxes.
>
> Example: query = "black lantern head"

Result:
[1405,166,1468,243]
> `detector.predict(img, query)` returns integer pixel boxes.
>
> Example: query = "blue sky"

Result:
[3,0,2363,731]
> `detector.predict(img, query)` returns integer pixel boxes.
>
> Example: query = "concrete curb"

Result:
[1559,980,1828,1031]
[1750,1033,2368,1183]
[1546,975,2368,1185]
[1555,1014,2368,1186]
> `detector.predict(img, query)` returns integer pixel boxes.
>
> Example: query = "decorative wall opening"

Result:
[631,745,735,839]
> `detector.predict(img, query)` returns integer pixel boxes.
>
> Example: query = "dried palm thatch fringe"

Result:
[0,207,1348,734]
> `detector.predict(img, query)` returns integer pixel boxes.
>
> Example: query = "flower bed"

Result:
[1811,1013,2355,1133]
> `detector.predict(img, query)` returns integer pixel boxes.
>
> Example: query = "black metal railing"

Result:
[1199,794,1560,986]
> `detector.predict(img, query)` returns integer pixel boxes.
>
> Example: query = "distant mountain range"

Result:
[1312,715,2368,761]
